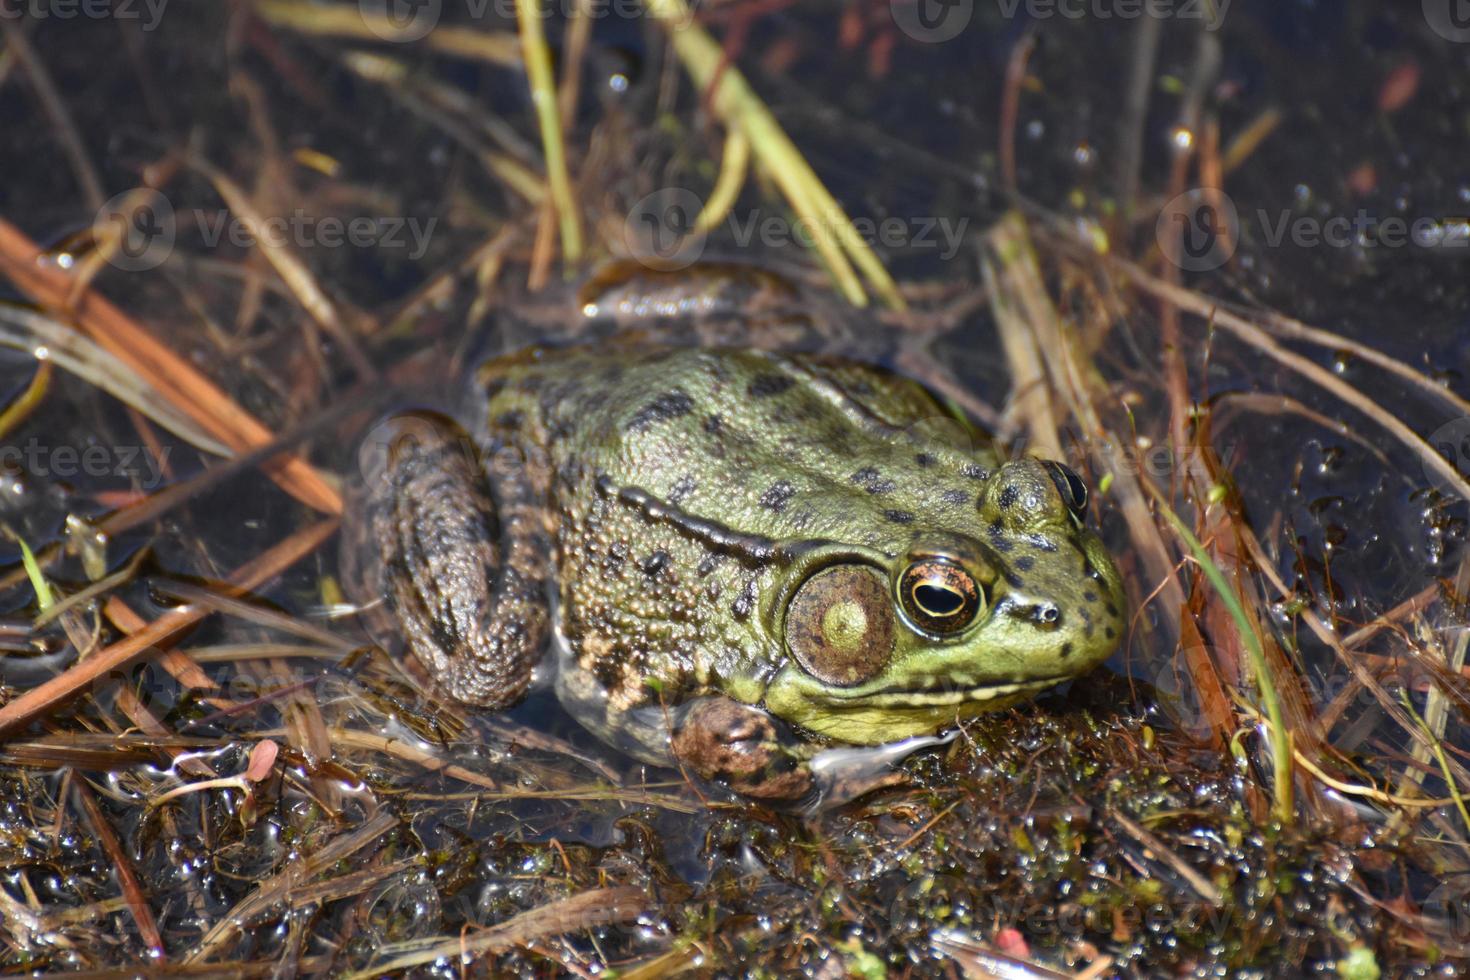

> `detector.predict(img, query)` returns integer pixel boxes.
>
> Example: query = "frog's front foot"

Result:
[669,698,817,803]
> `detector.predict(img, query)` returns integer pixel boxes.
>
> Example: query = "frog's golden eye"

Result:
[785,565,895,687]
[898,559,982,634]
[1042,460,1089,518]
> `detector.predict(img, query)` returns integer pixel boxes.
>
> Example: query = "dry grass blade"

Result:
[516,0,583,264]
[0,305,228,455]
[1149,485,1294,824]
[981,216,1064,455]
[1232,500,1470,800]
[931,929,1080,979]
[0,218,341,514]
[0,518,338,737]
[72,779,165,956]
[1109,808,1224,905]
[337,52,547,205]
[1253,312,1470,420]
[187,155,376,379]
[0,21,104,210]
[150,579,354,652]
[345,885,648,977]
[311,728,502,791]
[0,382,382,596]
[183,810,399,963]
[252,0,520,65]
[0,354,49,440]
[643,0,903,310]
[1069,243,1470,502]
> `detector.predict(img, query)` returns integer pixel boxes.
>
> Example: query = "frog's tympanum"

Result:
[350,268,1126,802]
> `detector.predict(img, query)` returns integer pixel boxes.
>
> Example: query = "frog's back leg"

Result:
[349,413,551,708]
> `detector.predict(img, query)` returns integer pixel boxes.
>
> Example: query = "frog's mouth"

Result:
[764,670,1078,743]
[811,674,1074,708]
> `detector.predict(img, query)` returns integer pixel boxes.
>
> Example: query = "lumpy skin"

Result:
[353,281,1127,800]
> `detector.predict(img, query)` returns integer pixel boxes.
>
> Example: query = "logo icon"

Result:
[1156,188,1239,272]
[359,0,441,42]
[1423,875,1470,944]
[357,414,462,488]
[890,0,973,42]
[95,189,176,272]
[624,187,708,271]
[1146,648,1223,743]
[90,660,171,717]
[1424,0,1470,43]
[1426,417,1470,499]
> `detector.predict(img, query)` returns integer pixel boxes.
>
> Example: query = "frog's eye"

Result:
[898,559,982,635]
[785,565,895,687]
[1042,461,1089,518]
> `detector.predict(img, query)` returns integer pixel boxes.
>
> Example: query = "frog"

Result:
[347,265,1127,802]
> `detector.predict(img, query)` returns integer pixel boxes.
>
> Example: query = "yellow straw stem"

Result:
[644,0,904,310]
[1149,486,1294,826]
[516,0,583,263]
[0,357,51,441]
[694,129,750,234]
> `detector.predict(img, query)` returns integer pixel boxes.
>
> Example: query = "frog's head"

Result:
[761,458,1126,744]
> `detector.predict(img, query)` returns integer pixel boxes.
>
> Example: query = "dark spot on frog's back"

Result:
[703,414,723,434]
[668,475,697,505]
[963,463,991,481]
[642,550,671,578]
[759,480,797,512]
[998,485,1019,509]
[850,467,896,495]
[748,373,795,398]
[627,390,695,432]
[731,578,758,620]
[940,488,971,506]
[915,453,936,468]
[884,509,915,524]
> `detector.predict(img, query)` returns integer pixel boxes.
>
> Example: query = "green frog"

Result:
[349,266,1126,802]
